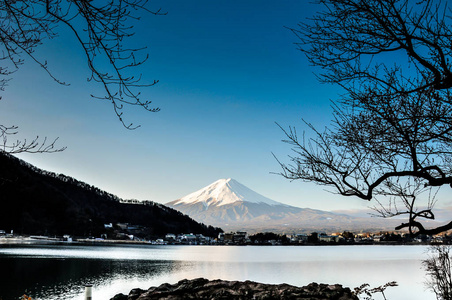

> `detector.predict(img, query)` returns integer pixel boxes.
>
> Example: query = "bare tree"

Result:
[290,0,452,93]
[278,0,452,235]
[423,245,452,300]
[278,86,452,235]
[0,0,164,153]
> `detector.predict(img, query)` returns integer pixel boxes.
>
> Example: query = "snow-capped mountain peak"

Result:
[171,178,281,207]
[166,178,395,234]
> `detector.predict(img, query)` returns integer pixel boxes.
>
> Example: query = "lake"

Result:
[0,244,436,300]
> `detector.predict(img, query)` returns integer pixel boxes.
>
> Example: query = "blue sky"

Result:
[3,0,440,213]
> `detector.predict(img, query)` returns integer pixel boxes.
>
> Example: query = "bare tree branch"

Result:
[423,245,452,300]
[280,0,452,236]
[290,0,452,93]
[0,124,66,153]
[0,0,165,131]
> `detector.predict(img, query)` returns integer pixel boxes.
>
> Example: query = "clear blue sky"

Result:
[4,0,444,213]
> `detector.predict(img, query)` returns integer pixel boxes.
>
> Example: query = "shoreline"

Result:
[0,235,434,247]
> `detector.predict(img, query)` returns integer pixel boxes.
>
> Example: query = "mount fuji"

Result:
[166,178,396,233]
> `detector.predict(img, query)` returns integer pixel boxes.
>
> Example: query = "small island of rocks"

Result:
[110,278,358,300]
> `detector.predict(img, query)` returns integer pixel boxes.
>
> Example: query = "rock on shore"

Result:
[110,278,358,300]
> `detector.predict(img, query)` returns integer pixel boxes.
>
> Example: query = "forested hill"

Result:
[0,152,222,238]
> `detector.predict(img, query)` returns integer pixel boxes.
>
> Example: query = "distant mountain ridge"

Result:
[166,178,399,233]
[0,152,221,238]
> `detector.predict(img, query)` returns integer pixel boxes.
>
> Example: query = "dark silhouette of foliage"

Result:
[249,232,290,245]
[278,0,452,236]
[0,152,222,238]
[308,232,319,243]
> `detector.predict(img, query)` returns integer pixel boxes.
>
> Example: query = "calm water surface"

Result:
[0,244,435,300]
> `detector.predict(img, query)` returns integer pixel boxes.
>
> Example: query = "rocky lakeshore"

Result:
[110,278,358,300]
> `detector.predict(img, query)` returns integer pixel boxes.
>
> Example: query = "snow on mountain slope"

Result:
[171,178,281,207]
[166,178,398,233]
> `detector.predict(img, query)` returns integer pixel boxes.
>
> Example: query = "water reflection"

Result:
[0,246,186,300]
[0,244,436,300]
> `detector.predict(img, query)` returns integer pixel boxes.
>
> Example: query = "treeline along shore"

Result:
[1,229,449,246]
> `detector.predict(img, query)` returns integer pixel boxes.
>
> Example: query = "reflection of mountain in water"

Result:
[0,249,184,300]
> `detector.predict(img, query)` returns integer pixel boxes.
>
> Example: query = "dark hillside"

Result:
[0,152,222,238]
